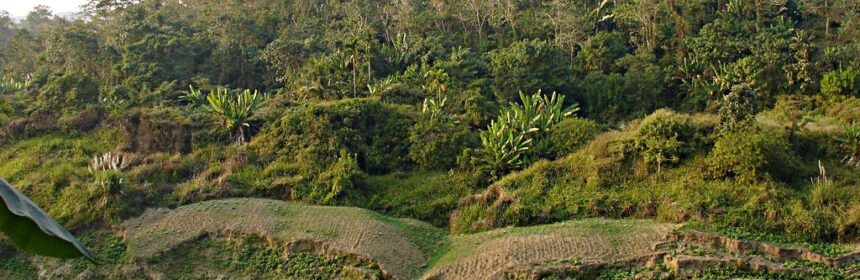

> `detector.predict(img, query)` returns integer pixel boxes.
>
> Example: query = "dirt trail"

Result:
[422,219,681,279]
[122,198,436,280]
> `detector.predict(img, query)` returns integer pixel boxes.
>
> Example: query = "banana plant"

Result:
[835,120,860,167]
[205,88,266,145]
[479,118,532,181]
[477,90,579,181]
[0,178,94,260]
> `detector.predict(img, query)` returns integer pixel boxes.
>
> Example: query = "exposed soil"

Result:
[120,198,860,279]
[422,219,681,279]
[122,198,439,280]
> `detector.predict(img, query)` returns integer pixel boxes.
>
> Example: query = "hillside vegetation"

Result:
[1,0,860,278]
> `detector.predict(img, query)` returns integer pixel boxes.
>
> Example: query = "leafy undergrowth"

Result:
[363,171,478,228]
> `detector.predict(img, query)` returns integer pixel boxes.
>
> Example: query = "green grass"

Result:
[369,211,450,270]
[363,170,475,228]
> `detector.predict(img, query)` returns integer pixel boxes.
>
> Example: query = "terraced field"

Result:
[123,198,680,279]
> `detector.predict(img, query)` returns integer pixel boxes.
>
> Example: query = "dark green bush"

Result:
[487,39,571,104]
[34,73,99,114]
[630,109,699,174]
[706,126,801,183]
[364,171,476,227]
[248,98,414,204]
[546,117,598,158]
[408,119,478,171]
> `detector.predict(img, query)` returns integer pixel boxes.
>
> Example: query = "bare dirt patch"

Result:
[421,218,681,279]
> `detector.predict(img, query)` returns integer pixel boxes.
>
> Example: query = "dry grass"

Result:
[122,198,437,279]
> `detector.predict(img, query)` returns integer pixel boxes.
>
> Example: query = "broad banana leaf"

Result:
[0,178,94,260]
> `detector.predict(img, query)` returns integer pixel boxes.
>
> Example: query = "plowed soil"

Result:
[123,198,682,279]
[422,219,681,279]
[123,198,442,280]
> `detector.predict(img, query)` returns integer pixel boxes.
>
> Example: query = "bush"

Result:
[248,98,414,203]
[120,107,192,154]
[824,97,860,123]
[706,126,801,183]
[58,105,105,133]
[0,112,58,140]
[487,39,571,105]
[364,171,476,227]
[631,109,698,174]
[34,73,99,114]
[408,119,478,171]
[54,171,128,228]
[821,66,860,98]
[546,117,598,157]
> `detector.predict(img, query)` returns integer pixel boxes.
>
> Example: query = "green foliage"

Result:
[718,84,757,132]
[578,31,630,73]
[0,76,27,94]
[54,170,128,227]
[34,73,99,114]
[707,126,800,183]
[487,39,571,104]
[821,66,860,98]
[365,171,476,227]
[629,109,697,174]
[477,91,578,180]
[203,87,266,145]
[408,119,478,171]
[546,117,598,158]
[0,178,94,260]
[834,120,860,166]
[249,98,414,203]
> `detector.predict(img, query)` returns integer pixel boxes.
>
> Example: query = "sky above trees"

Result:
[0,1,87,18]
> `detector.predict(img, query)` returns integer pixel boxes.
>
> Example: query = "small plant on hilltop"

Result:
[834,120,860,167]
[197,87,266,145]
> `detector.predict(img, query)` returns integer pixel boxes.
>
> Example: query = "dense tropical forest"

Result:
[1,0,860,278]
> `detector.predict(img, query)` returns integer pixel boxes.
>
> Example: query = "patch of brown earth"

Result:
[122,198,433,280]
[422,219,681,279]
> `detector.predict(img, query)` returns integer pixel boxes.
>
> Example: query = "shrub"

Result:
[364,171,477,227]
[487,39,571,104]
[34,73,100,114]
[58,105,105,133]
[718,84,757,132]
[0,112,58,140]
[546,117,599,157]
[53,170,128,229]
[823,97,860,123]
[821,66,860,98]
[706,126,800,183]
[408,119,478,171]
[631,109,697,174]
[120,107,192,154]
[248,98,413,203]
